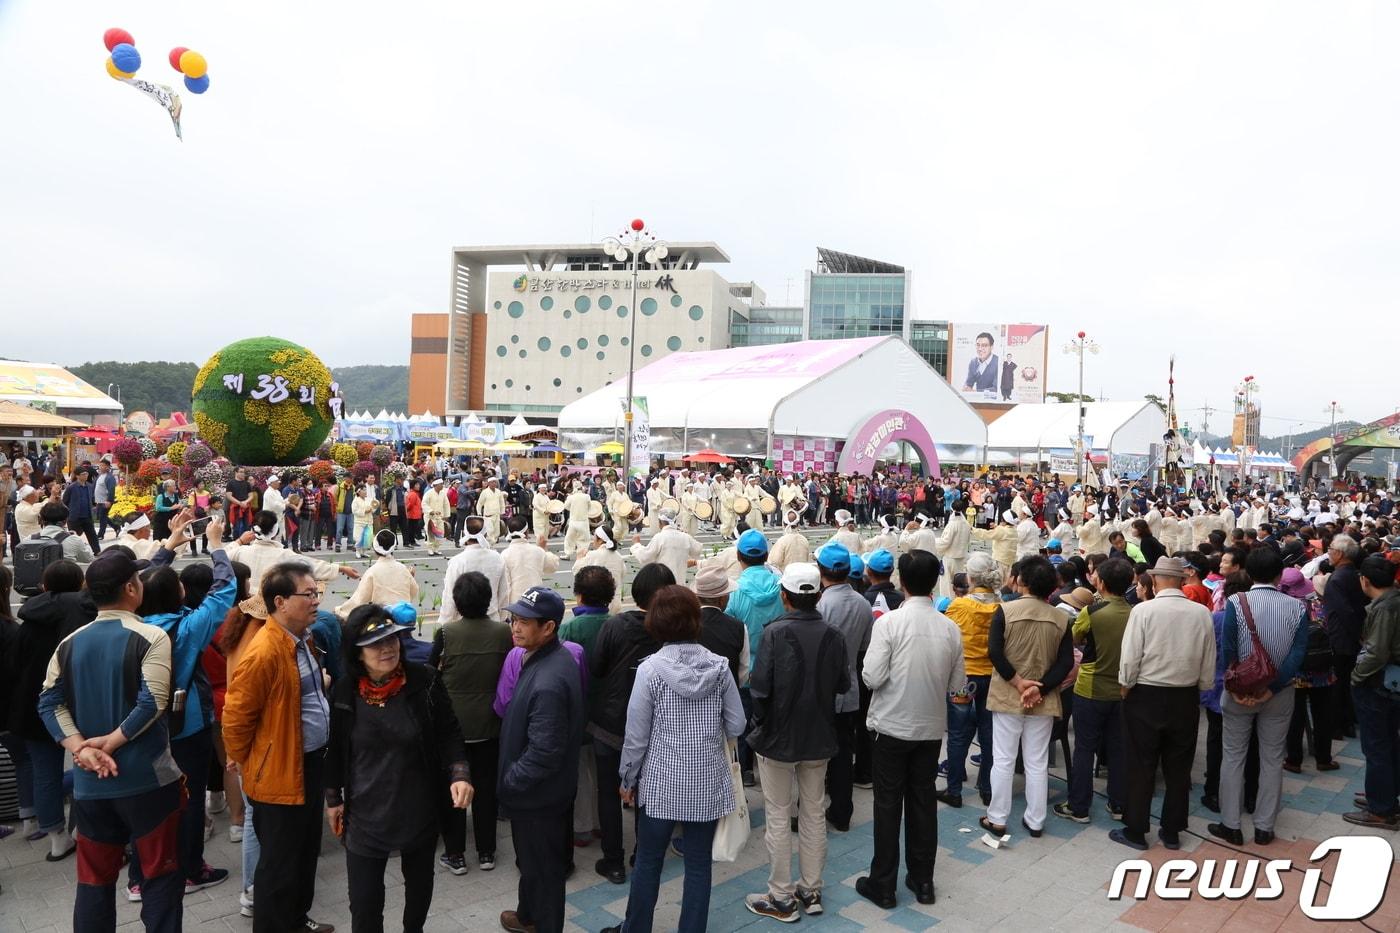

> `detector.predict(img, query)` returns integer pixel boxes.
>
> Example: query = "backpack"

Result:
[13,532,69,597]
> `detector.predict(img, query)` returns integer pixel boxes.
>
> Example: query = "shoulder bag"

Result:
[1223,594,1277,698]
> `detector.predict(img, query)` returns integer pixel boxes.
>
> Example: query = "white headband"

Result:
[594,526,617,549]
[373,534,397,556]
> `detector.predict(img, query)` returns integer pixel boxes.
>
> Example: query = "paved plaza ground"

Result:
[3,526,1399,931]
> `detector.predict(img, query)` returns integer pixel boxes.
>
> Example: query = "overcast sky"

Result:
[2,1,1395,438]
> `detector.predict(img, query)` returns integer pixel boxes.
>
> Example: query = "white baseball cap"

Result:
[780,562,821,595]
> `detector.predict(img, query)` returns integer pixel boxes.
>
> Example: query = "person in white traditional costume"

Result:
[335,528,419,619]
[573,525,625,614]
[563,481,594,557]
[500,515,561,606]
[477,475,506,545]
[628,510,702,584]
[768,508,812,572]
[828,509,863,554]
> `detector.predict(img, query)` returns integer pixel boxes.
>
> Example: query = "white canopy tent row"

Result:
[557,336,988,476]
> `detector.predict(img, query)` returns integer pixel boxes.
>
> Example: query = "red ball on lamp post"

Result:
[1077,331,1085,339]
[630,218,645,232]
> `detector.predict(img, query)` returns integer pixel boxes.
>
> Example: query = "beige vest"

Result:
[987,598,1070,717]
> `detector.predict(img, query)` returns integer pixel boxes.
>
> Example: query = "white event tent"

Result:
[558,337,987,475]
[985,400,1167,478]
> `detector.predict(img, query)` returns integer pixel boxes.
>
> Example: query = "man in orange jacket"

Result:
[223,562,336,933]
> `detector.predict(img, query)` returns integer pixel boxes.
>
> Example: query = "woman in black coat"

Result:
[1131,519,1168,568]
[324,604,472,933]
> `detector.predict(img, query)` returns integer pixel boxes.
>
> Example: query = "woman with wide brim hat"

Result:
[325,604,473,932]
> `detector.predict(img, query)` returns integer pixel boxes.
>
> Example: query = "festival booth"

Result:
[0,361,124,429]
[557,336,987,477]
[985,401,1166,479]
[1190,441,1295,484]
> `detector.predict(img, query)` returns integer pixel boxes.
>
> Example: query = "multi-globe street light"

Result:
[601,220,668,481]
[1062,331,1099,485]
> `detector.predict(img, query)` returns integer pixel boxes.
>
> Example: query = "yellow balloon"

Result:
[178,50,207,79]
[106,57,134,80]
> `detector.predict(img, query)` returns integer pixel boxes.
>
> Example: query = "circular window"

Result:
[490,383,497,389]
[595,351,605,361]
[496,345,507,357]
[505,379,514,388]
[666,336,682,351]
[621,337,630,346]
[598,295,613,310]
[525,385,531,391]
[563,310,572,319]
[688,305,704,321]
[540,296,554,311]
[507,301,524,318]
[641,297,658,316]
[561,345,572,357]
[616,305,628,318]
[577,387,584,393]
[670,294,683,308]
[538,337,551,351]
[598,335,610,346]
[510,334,520,344]
[577,338,588,349]
[575,296,590,313]
[518,350,526,359]
[698,336,705,343]
[552,378,562,387]
[640,344,653,357]
[493,301,502,310]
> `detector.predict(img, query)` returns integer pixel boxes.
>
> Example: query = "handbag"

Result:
[711,738,749,862]
[1223,594,1277,698]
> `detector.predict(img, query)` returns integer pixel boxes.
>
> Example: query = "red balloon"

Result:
[104,28,134,52]
[630,218,645,231]
[169,47,189,71]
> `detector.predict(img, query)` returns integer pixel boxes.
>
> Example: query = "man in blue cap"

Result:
[496,585,583,933]
[725,528,783,785]
[815,542,874,833]
[863,549,903,616]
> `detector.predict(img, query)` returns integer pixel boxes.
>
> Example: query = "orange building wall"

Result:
[408,313,449,414]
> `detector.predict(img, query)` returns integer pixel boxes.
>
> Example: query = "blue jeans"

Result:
[241,795,260,893]
[1353,684,1400,817]
[26,738,66,832]
[1068,695,1124,816]
[944,674,992,798]
[623,808,716,933]
[335,513,354,548]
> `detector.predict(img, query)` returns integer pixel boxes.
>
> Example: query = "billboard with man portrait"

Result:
[948,322,1048,405]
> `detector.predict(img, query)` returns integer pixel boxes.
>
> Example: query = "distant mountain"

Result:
[64,360,408,418]
[1196,422,1364,456]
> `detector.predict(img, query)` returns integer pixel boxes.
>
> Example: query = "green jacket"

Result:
[431,616,513,740]
[1353,588,1400,686]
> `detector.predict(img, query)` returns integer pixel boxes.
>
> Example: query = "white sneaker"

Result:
[239,887,254,918]
[207,791,227,815]
[229,823,243,843]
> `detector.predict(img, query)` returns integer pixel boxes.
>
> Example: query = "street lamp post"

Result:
[1062,331,1099,486]
[601,219,668,483]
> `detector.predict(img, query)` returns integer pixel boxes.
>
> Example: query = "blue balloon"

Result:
[110,43,141,74]
[183,74,210,94]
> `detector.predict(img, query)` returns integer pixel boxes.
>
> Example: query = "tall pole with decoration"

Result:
[1324,400,1344,482]
[1062,331,1099,486]
[1234,375,1259,486]
[602,220,668,481]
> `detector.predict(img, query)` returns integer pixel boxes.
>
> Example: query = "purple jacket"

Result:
[493,641,587,719]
